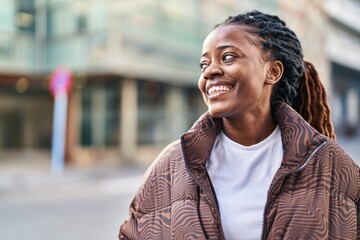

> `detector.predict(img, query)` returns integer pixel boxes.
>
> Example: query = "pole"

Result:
[49,68,72,177]
[51,91,68,176]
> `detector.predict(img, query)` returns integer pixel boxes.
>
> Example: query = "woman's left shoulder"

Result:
[318,138,358,168]
[319,138,359,177]
[317,138,360,200]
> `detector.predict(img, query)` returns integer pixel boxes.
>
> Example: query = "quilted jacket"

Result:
[119,102,360,239]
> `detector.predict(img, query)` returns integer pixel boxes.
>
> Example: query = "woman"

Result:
[119,10,359,239]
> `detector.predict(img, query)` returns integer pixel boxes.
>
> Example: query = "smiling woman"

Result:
[198,24,278,143]
[119,10,359,240]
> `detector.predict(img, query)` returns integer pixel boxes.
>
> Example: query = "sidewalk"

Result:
[0,159,145,240]
[0,156,146,195]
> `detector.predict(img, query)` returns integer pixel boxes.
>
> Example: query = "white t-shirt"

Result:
[206,126,283,240]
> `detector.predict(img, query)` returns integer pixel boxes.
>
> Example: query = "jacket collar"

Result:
[181,101,327,174]
[272,101,326,169]
[181,112,222,174]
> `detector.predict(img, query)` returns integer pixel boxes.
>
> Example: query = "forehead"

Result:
[202,25,259,51]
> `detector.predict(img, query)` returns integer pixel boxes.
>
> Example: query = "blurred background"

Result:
[0,0,359,239]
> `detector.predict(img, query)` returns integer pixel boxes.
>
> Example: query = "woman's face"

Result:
[198,24,274,120]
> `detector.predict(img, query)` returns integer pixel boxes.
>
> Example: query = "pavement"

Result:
[0,158,142,190]
[0,160,147,240]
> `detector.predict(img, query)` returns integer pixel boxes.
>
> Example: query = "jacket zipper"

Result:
[180,136,227,240]
[260,140,327,240]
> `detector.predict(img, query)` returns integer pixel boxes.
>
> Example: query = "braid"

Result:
[216,10,336,140]
[296,61,336,140]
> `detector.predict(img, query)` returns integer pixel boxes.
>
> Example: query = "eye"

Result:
[222,53,236,63]
[199,62,209,71]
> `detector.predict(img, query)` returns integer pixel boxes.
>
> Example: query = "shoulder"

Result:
[319,138,358,170]
[132,140,183,211]
[143,140,182,178]
[317,138,360,200]
[119,140,183,239]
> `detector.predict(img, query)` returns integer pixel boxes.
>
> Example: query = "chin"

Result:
[208,108,226,119]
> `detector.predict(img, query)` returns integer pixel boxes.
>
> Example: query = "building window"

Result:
[137,80,165,145]
[73,0,89,33]
[76,14,87,33]
[16,0,35,33]
[80,79,120,147]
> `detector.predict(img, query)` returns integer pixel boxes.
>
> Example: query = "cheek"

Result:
[198,76,206,93]
[198,76,208,104]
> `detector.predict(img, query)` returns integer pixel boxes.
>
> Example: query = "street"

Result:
[0,167,144,240]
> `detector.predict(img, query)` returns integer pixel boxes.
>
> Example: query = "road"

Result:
[0,168,144,240]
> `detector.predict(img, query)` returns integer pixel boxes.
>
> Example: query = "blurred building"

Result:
[324,0,360,136]
[0,0,359,166]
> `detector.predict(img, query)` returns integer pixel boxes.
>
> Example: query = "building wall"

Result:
[1,0,359,165]
[278,0,330,90]
[324,0,360,134]
[0,0,37,72]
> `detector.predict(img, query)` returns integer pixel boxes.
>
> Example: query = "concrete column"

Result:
[91,84,106,148]
[65,90,79,163]
[0,110,3,149]
[165,86,187,141]
[120,79,138,162]
[340,91,348,126]
[22,100,35,148]
[358,91,360,129]
[347,89,359,128]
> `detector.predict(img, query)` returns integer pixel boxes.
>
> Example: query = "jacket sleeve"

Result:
[357,199,360,238]
[118,197,142,239]
[118,141,179,239]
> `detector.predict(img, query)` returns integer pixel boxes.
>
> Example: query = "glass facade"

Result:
[79,78,120,147]
[0,87,53,149]
[2,0,358,164]
[16,0,36,33]
[137,80,166,145]
[0,0,36,70]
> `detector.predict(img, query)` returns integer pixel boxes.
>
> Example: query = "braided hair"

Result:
[215,10,336,140]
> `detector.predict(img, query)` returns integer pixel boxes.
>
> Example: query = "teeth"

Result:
[208,85,231,95]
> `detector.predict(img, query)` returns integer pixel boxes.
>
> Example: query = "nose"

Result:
[203,62,223,80]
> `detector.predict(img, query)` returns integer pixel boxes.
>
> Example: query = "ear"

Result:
[266,60,284,85]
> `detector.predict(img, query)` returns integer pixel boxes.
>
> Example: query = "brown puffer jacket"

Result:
[119,102,360,240]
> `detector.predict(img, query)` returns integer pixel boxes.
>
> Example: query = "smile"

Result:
[207,85,232,95]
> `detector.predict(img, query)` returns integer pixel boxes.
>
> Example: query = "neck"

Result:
[222,110,277,146]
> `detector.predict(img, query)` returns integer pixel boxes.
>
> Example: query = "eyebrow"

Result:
[201,44,236,58]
